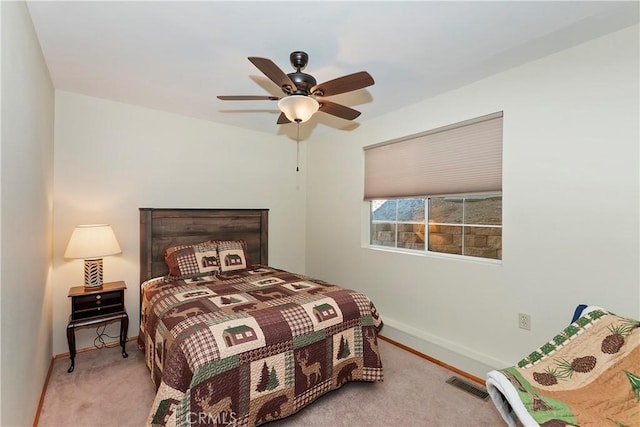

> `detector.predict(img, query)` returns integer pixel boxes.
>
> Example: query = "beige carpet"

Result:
[37,339,505,426]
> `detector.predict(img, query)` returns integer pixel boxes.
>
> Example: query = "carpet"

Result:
[37,338,504,426]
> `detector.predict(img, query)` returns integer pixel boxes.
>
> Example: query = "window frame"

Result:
[367,193,502,263]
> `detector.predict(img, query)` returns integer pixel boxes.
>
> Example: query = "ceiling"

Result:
[26,1,638,139]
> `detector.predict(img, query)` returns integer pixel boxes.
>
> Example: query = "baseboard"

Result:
[33,357,54,427]
[380,316,510,379]
[54,335,138,359]
[378,334,488,385]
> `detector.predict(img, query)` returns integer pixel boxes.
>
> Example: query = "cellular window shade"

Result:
[364,112,503,200]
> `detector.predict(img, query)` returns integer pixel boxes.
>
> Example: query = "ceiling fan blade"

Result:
[311,71,374,97]
[248,57,297,94]
[318,100,361,120]
[276,112,291,125]
[217,95,279,101]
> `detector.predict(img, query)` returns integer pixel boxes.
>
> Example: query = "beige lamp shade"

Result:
[64,224,122,259]
[64,224,121,289]
[278,95,319,123]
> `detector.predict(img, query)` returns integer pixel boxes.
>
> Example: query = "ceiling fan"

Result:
[217,51,374,125]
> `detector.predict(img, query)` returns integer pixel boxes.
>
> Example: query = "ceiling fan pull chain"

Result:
[296,120,300,172]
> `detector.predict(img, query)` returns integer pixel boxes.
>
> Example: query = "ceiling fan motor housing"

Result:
[287,72,317,95]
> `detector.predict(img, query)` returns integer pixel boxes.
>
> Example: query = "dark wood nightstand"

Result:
[66,281,129,373]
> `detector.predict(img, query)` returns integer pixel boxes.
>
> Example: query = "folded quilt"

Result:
[487,308,639,427]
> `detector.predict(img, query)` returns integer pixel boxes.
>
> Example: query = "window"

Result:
[365,112,503,261]
[370,195,502,260]
[371,198,426,250]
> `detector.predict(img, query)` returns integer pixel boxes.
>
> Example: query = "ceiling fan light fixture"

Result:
[278,95,319,123]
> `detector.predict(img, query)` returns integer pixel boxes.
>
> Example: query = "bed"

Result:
[137,208,384,426]
[486,305,639,426]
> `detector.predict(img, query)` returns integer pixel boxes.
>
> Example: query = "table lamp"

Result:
[64,224,122,289]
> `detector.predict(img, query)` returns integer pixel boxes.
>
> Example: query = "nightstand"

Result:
[66,281,129,373]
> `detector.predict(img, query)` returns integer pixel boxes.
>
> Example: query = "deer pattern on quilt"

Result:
[296,349,322,388]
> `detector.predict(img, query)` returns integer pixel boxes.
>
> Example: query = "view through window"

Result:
[370,195,502,260]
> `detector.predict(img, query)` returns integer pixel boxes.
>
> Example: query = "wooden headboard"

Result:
[139,208,269,284]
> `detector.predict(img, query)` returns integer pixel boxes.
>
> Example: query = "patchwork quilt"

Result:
[486,308,639,427]
[139,266,384,426]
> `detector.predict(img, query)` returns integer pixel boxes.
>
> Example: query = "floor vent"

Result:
[446,376,490,400]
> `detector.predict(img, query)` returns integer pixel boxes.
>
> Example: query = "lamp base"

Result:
[83,258,104,289]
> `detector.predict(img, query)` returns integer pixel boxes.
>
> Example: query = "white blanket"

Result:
[486,369,538,427]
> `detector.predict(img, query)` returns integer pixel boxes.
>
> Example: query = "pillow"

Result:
[164,240,220,279]
[216,240,250,273]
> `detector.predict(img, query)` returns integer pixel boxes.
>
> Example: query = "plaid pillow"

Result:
[164,241,220,279]
[216,240,250,273]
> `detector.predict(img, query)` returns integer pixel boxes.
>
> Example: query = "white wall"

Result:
[21,6,639,409]
[0,1,55,425]
[51,92,307,355]
[306,25,639,377]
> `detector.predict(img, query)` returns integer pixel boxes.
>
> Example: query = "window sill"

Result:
[365,245,503,265]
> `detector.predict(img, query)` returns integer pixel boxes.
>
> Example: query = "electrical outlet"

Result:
[519,313,531,330]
